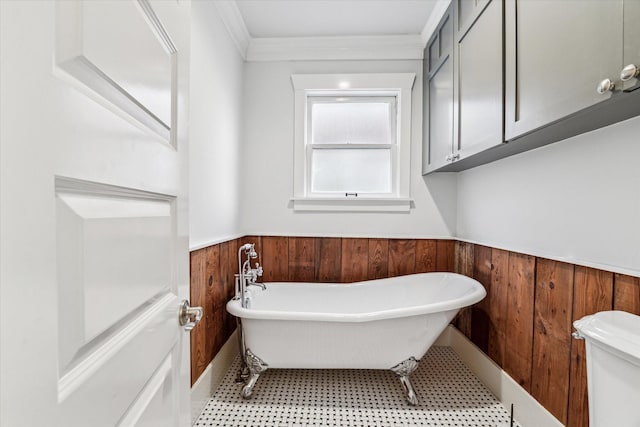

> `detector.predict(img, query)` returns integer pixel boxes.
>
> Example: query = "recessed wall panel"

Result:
[82,0,172,127]
[55,0,175,141]
[56,180,174,374]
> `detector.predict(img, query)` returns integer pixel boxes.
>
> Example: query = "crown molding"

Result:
[420,0,451,45]
[214,0,431,62]
[213,0,250,59]
[246,35,424,62]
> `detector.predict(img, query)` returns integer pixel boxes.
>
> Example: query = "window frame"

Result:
[291,73,416,212]
[306,95,397,197]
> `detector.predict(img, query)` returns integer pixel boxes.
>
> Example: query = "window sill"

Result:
[291,197,413,212]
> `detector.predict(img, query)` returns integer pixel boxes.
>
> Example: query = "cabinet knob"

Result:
[596,78,615,94]
[445,154,452,162]
[620,64,639,82]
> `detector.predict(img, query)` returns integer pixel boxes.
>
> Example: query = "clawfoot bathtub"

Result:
[226,272,486,405]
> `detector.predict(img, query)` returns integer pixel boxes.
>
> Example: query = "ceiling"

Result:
[234,0,439,38]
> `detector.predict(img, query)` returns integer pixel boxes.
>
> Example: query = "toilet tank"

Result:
[573,310,640,427]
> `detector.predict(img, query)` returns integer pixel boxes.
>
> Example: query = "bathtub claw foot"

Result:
[391,357,419,406]
[240,349,268,399]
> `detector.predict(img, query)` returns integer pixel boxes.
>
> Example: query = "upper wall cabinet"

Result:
[454,0,503,160]
[423,4,454,173]
[423,0,503,174]
[424,0,640,174]
[622,1,640,92]
[505,0,639,140]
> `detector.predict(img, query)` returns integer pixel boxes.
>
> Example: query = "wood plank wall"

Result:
[453,241,640,427]
[190,236,640,427]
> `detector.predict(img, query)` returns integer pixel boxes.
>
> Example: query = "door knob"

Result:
[178,300,203,331]
[596,78,615,94]
[620,64,639,82]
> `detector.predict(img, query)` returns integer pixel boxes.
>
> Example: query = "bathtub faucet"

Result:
[236,243,265,305]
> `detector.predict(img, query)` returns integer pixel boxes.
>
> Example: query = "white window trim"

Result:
[291,73,416,212]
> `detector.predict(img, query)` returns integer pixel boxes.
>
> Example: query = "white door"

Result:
[1,1,193,426]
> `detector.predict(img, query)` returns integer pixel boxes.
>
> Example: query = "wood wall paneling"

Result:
[567,267,613,427]
[487,248,509,367]
[204,245,220,364]
[614,273,640,315]
[341,238,369,283]
[367,239,389,280]
[436,240,455,272]
[470,245,492,353]
[226,238,239,299]
[454,241,474,337]
[262,236,289,282]
[454,241,474,276]
[415,239,437,273]
[218,241,234,303]
[190,248,207,385]
[388,239,417,277]
[532,259,575,424]
[315,237,342,282]
[288,237,316,281]
[207,245,222,310]
[504,252,535,392]
[190,235,640,423]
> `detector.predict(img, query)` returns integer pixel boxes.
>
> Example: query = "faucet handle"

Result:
[255,263,263,276]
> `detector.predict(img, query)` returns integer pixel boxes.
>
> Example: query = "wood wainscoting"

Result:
[190,236,640,427]
[453,241,640,427]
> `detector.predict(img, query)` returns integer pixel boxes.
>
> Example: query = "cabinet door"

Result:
[457,0,491,34]
[623,0,640,91]
[423,7,454,173]
[505,0,623,140]
[454,0,503,159]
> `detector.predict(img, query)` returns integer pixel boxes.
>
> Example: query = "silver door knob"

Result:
[620,64,639,82]
[596,78,615,94]
[178,299,203,331]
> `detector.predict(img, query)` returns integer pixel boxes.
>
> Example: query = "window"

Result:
[291,73,415,212]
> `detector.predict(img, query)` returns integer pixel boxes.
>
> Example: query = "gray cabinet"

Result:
[423,5,454,173]
[505,0,637,140]
[623,0,640,91]
[424,0,640,174]
[423,0,502,173]
[454,0,503,159]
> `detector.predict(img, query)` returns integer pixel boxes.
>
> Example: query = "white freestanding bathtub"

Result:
[226,272,486,404]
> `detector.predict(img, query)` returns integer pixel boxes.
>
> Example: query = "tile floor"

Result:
[195,346,519,427]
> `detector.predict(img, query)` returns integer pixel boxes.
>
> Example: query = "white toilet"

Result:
[573,310,640,427]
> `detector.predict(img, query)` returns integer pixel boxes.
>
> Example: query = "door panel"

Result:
[0,0,191,426]
[55,179,174,375]
[505,0,623,140]
[56,0,174,141]
[457,0,490,33]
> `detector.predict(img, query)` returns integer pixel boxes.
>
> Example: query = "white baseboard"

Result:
[190,330,239,425]
[444,326,564,427]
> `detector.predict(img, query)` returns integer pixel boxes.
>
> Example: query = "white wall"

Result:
[457,116,640,276]
[189,2,244,249]
[242,60,457,238]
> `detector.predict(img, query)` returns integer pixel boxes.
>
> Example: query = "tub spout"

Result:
[241,349,268,399]
[391,357,419,405]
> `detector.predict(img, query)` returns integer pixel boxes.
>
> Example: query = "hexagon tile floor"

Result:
[194,346,520,427]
